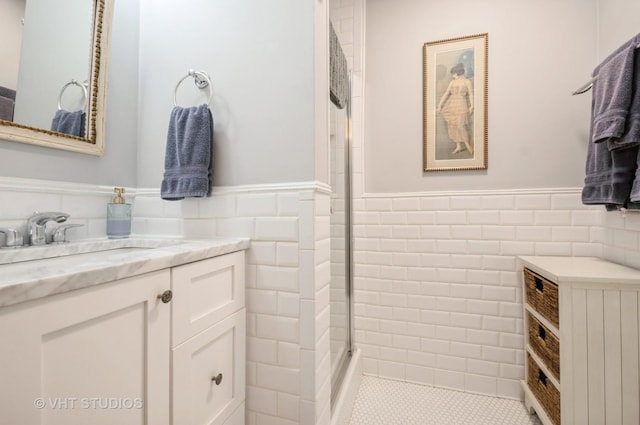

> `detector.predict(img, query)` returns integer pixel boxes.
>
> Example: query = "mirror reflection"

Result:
[2,0,93,135]
[0,0,110,154]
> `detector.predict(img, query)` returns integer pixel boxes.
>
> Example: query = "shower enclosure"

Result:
[329,69,353,408]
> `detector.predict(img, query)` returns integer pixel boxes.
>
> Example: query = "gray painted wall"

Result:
[0,0,139,187]
[597,0,640,60]
[2,0,636,191]
[0,0,25,89]
[14,0,92,129]
[365,0,597,193]
[136,0,317,188]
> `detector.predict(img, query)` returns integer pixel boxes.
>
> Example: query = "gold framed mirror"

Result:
[0,0,113,156]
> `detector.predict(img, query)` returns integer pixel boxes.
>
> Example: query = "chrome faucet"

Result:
[27,212,70,246]
[0,228,23,248]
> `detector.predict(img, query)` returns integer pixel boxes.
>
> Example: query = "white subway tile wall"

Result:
[4,178,640,420]
[0,180,333,425]
[352,191,603,399]
[194,189,332,425]
[0,182,124,242]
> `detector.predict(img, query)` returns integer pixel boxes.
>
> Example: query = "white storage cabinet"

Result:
[520,256,640,425]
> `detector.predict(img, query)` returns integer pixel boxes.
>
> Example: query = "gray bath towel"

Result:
[51,110,86,137]
[611,47,640,152]
[582,141,638,207]
[330,21,348,109]
[583,34,640,207]
[629,137,640,205]
[591,35,640,149]
[0,96,14,121]
[161,104,213,200]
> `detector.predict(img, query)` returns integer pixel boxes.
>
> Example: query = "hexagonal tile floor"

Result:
[349,376,543,425]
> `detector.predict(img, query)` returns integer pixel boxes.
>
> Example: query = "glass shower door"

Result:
[329,76,352,405]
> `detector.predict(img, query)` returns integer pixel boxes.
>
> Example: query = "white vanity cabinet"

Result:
[171,252,246,425]
[519,256,640,425]
[0,269,172,425]
[0,248,246,425]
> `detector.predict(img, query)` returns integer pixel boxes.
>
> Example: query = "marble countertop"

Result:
[0,237,250,308]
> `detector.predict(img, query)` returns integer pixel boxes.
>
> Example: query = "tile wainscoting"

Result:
[4,177,640,419]
[0,177,334,425]
[351,188,640,400]
[135,182,336,425]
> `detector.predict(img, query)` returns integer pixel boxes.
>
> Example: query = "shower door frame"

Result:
[330,70,354,408]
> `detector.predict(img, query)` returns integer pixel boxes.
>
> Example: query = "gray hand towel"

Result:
[161,104,213,200]
[51,109,86,137]
[0,86,16,101]
[0,96,14,122]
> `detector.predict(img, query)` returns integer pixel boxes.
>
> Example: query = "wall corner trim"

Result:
[361,187,583,199]
[0,176,333,198]
[136,181,333,197]
[0,176,130,197]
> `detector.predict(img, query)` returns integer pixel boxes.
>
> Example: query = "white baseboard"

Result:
[331,348,363,425]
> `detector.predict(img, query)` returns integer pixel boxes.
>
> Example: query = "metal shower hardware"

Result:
[173,69,213,107]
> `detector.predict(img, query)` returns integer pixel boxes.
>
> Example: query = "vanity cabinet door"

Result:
[172,308,246,425]
[171,251,245,347]
[0,270,171,425]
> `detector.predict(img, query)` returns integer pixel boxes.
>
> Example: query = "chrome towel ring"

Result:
[57,79,88,111]
[173,69,213,107]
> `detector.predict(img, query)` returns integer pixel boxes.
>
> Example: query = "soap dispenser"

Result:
[107,187,131,239]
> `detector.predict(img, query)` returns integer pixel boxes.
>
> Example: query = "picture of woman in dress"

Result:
[436,62,474,156]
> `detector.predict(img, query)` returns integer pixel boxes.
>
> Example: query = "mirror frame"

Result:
[0,0,113,156]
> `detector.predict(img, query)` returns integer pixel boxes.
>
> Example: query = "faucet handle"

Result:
[0,228,24,248]
[50,224,84,244]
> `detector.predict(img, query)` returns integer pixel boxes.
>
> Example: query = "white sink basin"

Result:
[0,238,181,266]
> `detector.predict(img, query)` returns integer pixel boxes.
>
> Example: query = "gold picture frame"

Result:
[423,33,488,172]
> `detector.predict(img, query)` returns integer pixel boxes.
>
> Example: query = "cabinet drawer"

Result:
[524,268,559,328]
[172,308,246,425]
[527,353,560,425]
[527,311,560,381]
[172,251,245,347]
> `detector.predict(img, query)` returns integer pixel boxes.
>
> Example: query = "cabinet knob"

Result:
[157,290,173,303]
[211,373,223,385]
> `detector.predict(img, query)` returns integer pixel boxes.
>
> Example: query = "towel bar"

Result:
[572,42,640,95]
[173,69,213,107]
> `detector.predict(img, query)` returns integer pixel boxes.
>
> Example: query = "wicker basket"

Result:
[524,268,559,328]
[527,353,561,425]
[528,312,560,380]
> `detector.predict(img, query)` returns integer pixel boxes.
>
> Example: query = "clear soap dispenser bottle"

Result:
[107,187,131,239]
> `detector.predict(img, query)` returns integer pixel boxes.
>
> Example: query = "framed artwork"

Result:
[423,33,488,172]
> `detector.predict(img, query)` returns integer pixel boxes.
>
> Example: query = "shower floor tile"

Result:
[349,376,543,425]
